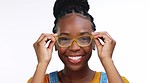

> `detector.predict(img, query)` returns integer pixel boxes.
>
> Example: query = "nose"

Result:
[69,40,81,51]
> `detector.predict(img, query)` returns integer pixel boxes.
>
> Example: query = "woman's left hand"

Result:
[92,32,116,61]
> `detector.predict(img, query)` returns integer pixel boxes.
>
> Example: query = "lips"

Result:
[67,55,84,64]
[68,56,82,60]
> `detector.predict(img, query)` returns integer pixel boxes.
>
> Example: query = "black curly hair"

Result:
[52,0,96,33]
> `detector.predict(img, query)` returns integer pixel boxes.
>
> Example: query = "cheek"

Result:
[83,47,92,62]
[57,47,68,63]
[83,46,93,55]
[86,43,94,50]
[57,46,67,55]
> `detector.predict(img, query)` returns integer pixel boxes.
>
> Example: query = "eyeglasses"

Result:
[56,35,93,47]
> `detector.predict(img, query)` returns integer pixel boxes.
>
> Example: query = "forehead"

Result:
[57,14,93,36]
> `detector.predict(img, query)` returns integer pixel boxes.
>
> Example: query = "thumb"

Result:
[93,38,102,51]
[47,41,56,53]
[47,34,57,52]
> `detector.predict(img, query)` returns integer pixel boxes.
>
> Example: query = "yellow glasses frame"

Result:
[56,35,93,47]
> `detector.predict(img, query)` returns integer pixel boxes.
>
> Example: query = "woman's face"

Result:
[56,14,94,71]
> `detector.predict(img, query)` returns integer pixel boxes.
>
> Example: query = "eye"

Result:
[58,37,70,42]
[78,36,91,42]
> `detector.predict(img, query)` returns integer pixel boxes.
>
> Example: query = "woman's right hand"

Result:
[33,33,57,65]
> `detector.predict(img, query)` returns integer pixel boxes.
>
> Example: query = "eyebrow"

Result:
[59,33,69,36]
[79,32,91,35]
[59,32,91,36]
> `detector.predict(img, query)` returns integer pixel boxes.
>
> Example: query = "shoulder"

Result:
[27,71,59,83]
[91,72,101,82]
[92,72,129,83]
[121,76,129,83]
[27,74,49,83]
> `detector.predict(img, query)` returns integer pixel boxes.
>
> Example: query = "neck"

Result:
[60,64,95,82]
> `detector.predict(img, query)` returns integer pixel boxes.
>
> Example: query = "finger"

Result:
[47,33,58,43]
[47,34,58,52]
[93,38,102,51]
[47,40,56,52]
[38,33,57,44]
[52,33,58,38]
[36,33,49,42]
[92,31,111,37]
[39,36,52,46]
[45,34,57,46]
[47,34,57,48]
[92,32,113,43]
[102,32,113,41]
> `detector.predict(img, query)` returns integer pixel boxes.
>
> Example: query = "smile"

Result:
[68,56,82,60]
[67,56,83,64]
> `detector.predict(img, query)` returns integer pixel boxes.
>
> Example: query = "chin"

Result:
[65,63,88,72]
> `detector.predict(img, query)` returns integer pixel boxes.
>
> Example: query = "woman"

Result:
[28,0,129,83]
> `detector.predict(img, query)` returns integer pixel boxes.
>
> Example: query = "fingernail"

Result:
[53,33,58,36]
[91,32,96,35]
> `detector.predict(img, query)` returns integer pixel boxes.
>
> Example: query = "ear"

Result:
[92,41,95,50]
[92,45,95,50]
[55,44,58,51]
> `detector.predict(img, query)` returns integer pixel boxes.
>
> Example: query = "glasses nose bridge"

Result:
[70,38,79,46]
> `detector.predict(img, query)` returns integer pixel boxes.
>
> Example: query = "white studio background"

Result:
[0,0,148,83]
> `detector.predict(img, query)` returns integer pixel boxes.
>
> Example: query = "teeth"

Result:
[68,56,82,60]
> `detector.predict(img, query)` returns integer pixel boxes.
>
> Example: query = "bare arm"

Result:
[30,33,57,83]
[92,32,123,83]
[101,58,123,83]
[31,63,48,83]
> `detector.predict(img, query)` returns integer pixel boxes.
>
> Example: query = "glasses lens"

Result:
[77,36,92,46]
[58,36,71,47]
